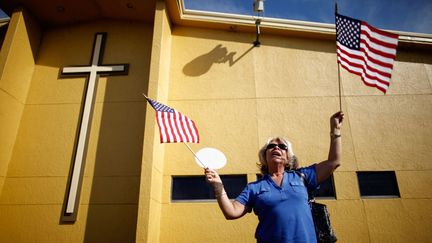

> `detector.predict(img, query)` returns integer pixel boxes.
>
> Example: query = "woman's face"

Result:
[265,139,289,165]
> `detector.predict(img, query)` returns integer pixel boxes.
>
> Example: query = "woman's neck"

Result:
[269,169,285,187]
[269,166,285,177]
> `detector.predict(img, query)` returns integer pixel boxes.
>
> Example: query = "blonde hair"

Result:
[257,137,299,174]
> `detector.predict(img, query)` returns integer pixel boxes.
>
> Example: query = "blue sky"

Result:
[0,8,9,20]
[184,0,432,34]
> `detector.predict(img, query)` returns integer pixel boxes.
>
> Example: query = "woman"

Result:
[204,111,344,243]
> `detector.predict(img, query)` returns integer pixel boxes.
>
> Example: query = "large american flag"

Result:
[145,96,200,143]
[336,13,399,93]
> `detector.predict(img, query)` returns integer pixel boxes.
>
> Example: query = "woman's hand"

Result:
[330,111,344,131]
[204,167,222,184]
[204,167,224,193]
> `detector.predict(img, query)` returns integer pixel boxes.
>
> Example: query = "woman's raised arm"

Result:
[316,111,344,183]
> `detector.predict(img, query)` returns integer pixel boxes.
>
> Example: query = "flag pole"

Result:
[335,1,342,112]
[337,63,342,111]
[183,142,206,168]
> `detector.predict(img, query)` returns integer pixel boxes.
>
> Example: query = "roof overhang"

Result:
[0,0,156,27]
[0,0,430,49]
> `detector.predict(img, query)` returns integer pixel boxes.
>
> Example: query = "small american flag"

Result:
[336,13,399,93]
[145,96,199,143]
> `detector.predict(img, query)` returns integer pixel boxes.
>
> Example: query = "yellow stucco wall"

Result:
[0,13,153,242]
[136,1,173,242]
[159,25,432,242]
[0,9,40,195]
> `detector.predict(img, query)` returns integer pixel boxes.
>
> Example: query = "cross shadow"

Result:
[183,44,254,77]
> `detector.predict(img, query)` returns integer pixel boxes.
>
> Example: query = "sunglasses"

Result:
[266,143,288,151]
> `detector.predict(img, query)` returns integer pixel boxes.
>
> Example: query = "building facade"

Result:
[0,0,431,242]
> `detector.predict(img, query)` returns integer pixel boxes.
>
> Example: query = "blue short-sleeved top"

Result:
[236,165,318,243]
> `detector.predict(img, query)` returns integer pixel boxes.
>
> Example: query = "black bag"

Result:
[310,201,337,243]
[297,172,337,243]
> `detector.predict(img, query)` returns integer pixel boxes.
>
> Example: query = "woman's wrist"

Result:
[215,191,227,198]
[330,128,341,138]
[213,183,225,195]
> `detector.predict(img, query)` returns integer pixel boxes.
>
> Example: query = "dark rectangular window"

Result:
[357,171,400,198]
[315,175,336,199]
[171,175,247,201]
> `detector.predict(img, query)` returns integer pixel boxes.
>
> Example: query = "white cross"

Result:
[60,32,128,221]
